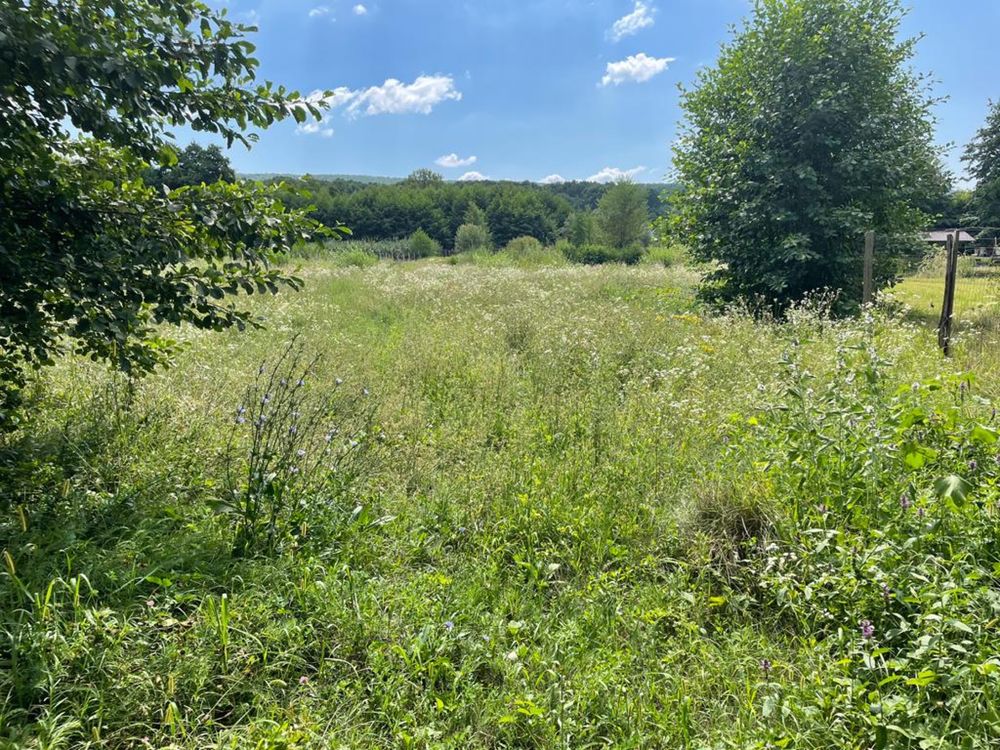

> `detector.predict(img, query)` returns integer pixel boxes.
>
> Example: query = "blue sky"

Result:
[210,0,1000,185]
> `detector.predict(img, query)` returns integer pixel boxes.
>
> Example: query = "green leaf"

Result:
[970,424,999,446]
[933,475,973,507]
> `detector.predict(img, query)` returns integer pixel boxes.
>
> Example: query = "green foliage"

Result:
[2,256,1000,747]
[145,142,236,189]
[454,223,492,254]
[964,100,1000,234]
[595,181,650,249]
[562,244,643,265]
[222,340,374,556]
[567,211,596,247]
[0,0,335,427]
[402,169,445,187]
[672,0,943,313]
[331,246,379,268]
[642,244,688,267]
[463,201,489,228]
[503,236,543,256]
[409,228,442,258]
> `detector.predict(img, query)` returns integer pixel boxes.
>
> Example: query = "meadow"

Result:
[2,256,1000,749]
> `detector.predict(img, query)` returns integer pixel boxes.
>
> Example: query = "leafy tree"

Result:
[463,201,489,228]
[147,142,237,189]
[0,0,334,427]
[409,229,441,258]
[672,0,942,312]
[964,100,1000,236]
[595,181,649,249]
[455,223,491,254]
[567,212,596,247]
[403,169,444,187]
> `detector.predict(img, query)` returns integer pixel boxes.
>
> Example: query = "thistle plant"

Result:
[223,338,374,556]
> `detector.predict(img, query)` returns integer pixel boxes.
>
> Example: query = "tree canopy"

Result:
[146,143,237,189]
[964,100,1000,236]
[595,181,650,249]
[0,0,334,425]
[672,0,943,312]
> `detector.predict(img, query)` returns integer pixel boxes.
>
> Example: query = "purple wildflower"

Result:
[860,620,875,640]
[298,675,309,686]
[900,494,912,510]
[760,658,772,673]
[444,620,454,631]
[969,459,978,471]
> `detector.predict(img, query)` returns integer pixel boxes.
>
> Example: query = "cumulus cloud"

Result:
[353,4,368,14]
[587,166,646,183]
[458,171,488,182]
[308,6,330,17]
[436,153,477,168]
[610,1,655,41]
[600,53,674,86]
[305,76,461,118]
[296,116,334,138]
[539,174,567,184]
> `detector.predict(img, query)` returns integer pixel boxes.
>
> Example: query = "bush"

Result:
[454,223,492,254]
[503,236,543,257]
[642,244,687,267]
[409,229,441,258]
[562,244,643,265]
[332,247,379,269]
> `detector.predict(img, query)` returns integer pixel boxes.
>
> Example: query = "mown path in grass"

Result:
[2,259,999,748]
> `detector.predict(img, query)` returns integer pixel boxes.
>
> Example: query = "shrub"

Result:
[563,244,643,265]
[332,247,379,269]
[454,223,492,254]
[503,236,543,257]
[642,244,687,267]
[408,229,441,258]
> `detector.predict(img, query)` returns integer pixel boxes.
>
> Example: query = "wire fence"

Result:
[894,234,1000,353]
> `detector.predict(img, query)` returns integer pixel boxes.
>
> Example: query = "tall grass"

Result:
[1,259,998,747]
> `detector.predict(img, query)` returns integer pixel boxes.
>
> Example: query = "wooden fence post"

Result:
[937,233,958,356]
[862,230,875,306]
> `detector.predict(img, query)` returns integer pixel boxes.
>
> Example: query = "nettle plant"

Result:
[732,339,1000,747]
[221,340,376,556]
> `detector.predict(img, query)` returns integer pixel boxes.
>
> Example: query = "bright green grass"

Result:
[1,260,999,748]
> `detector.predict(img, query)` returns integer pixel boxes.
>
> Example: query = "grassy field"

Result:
[2,258,1000,748]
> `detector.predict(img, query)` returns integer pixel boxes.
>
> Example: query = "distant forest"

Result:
[261,172,679,249]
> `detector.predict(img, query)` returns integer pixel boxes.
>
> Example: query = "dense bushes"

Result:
[409,229,441,258]
[455,223,492,254]
[562,244,643,265]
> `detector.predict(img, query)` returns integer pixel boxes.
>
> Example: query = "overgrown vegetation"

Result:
[2,258,999,748]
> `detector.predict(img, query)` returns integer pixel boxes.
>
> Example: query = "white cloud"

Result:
[296,117,334,138]
[539,174,566,184]
[587,166,646,183]
[458,171,488,182]
[353,4,368,15]
[436,153,477,168]
[347,75,461,116]
[308,6,330,17]
[600,53,674,86]
[609,2,655,42]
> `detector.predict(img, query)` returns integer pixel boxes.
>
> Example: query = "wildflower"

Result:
[760,658,772,673]
[444,620,454,631]
[280,378,288,386]
[881,583,891,601]
[297,379,305,388]
[258,365,266,375]
[289,466,300,475]
[900,494,912,510]
[237,405,247,415]
[817,503,828,515]
[325,433,333,443]
[860,620,875,640]
[146,599,155,608]
[261,394,271,405]
[288,425,297,436]
[917,506,926,518]
[235,416,246,425]
[298,675,309,686]
[969,459,978,471]
[362,388,370,397]
[335,377,344,386]
[296,449,306,458]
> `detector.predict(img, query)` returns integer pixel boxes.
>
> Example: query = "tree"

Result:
[672,0,942,312]
[595,181,649,249]
[409,229,441,258]
[403,169,444,187]
[455,223,491,254]
[567,212,596,247]
[463,201,488,228]
[147,142,237,189]
[964,100,1000,236]
[0,1,336,426]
